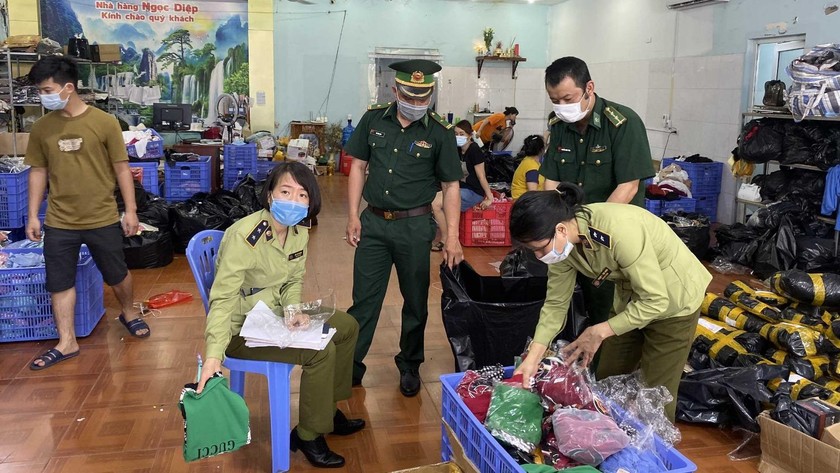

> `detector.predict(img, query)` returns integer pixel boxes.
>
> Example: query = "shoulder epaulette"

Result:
[588,226,612,249]
[367,102,391,111]
[246,220,270,248]
[430,112,453,129]
[548,116,561,126]
[604,106,627,128]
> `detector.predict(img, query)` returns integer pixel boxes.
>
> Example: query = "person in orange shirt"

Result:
[473,106,518,147]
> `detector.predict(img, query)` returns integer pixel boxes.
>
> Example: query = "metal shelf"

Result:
[736,198,766,208]
[767,160,825,172]
[743,111,840,122]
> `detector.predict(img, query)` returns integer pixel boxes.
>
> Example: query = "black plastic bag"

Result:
[171,199,232,252]
[772,270,840,308]
[232,175,264,214]
[440,261,585,371]
[483,151,517,184]
[662,212,710,260]
[782,122,825,166]
[123,231,174,269]
[738,119,785,163]
[795,236,839,273]
[714,223,762,264]
[137,197,171,231]
[677,363,789,432]
[499,248,547,278]
[752,216,798,280]
[115,179,150,213]
[206,189,250,222]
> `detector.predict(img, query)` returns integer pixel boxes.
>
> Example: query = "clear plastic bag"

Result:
[595,372,682,448]
[710,256,752,275]
[283,291,336,331]
[534,356,596,412]
[551,407,630,466]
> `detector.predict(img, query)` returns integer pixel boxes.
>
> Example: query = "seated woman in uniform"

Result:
[511,134,546,200]
[430,120,495,251]
[509,184,711,421]
[196,162,363,469]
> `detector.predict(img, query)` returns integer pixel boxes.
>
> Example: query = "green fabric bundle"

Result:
[485,382,544,453]
[179,374,251,462]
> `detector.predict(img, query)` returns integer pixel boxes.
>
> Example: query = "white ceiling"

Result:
[443,0,567,4]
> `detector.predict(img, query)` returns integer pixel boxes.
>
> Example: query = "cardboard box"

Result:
[390,422,478,473]
[758,411,840,473]
[822,423,840,449]
[0,132,29,155]
[794,398,840,438]
[98,44,121,62]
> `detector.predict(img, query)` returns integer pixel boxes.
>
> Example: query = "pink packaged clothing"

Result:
[551,408,630,466]
[535,357,595,411]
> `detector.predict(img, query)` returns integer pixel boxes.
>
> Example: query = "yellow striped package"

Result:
[701,293,769,333]
[759,322,824,357]
[767,375,840,405]
[785,355,829,380]
[693,316,769,366]
[725,289,783,323]
[771,270,840,308]
[816,377,840,392]
[723,280,789,307]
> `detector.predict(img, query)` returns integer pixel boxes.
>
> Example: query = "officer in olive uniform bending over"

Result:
[344,60,464,397]
[540,57,655,369]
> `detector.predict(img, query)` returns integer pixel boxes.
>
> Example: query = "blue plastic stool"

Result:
[186,229,294,473]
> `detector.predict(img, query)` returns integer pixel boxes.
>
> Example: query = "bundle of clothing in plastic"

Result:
[453,341,680,472]
[679,274,840,432]
[0,156,28,173]
[645,163,693,200]
[738,118,840,170]
[713,196,839,278]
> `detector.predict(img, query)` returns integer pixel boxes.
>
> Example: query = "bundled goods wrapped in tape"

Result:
[724,280,789,307]
[759,321,824,357]
[701,293,769,333]
[724,283,784,323]
[768,375,840,405]
[772,270,840,308]
[693,316,769,366]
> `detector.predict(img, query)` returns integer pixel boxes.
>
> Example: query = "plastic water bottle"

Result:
[342,115,355,146]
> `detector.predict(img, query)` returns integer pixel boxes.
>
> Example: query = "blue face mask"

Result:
[40,85,69,111]
[270,199,308,227]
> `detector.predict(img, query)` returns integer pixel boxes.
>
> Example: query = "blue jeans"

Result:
[460,188,484,211]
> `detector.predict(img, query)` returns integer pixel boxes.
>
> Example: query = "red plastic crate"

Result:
[458,200,512,247]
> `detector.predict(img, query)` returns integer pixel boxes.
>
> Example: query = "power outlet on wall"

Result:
[662,114,676,132]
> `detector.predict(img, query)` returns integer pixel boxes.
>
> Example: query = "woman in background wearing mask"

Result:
[509,184,711,421]
[473,106,518,148]
[197,162,364,469]
[511,134,546,200]
[431,120,494,251]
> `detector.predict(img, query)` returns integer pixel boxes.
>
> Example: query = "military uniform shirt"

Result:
[532,203,712,346]
[344,103,463,210]
[204,210,309,360]
[540,96,654,207]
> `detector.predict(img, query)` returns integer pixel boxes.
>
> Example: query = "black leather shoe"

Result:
[290,428,345,468]
[399,368,421,397]
[331,409,365,436]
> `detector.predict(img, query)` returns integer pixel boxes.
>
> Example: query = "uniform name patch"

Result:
[558,147,572,153]
[288,250,304,261]
[592,268,612,288]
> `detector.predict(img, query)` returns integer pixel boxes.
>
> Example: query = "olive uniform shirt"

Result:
[24,106,128,229]
[532,203,712,346]
[344,103,463,209]
[204,210,309,360]
[540,96,654,207]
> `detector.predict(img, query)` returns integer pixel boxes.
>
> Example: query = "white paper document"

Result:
[239,301,336,350]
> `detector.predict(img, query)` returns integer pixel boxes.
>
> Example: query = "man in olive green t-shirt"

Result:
[23,56,149,371]
[540,56,655,370]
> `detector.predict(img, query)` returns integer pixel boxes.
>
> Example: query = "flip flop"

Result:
[29,348,80,371]
[430,242,444,252]
[119,313,151,338]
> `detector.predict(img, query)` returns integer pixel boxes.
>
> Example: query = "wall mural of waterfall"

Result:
[38,0,248,126]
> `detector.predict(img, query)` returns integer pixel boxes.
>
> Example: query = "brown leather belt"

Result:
[368,205,432,221]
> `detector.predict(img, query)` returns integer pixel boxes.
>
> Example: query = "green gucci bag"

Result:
[179,373,251,462]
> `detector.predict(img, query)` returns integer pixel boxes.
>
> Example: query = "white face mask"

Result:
[552,92,590,123]
[455,135,468,147]
[538,235,574,265]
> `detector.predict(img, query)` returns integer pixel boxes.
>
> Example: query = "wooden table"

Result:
[172,143,223,192]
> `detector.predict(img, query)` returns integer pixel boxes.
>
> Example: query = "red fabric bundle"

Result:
[455,370,495,423]
[535,358,595,411]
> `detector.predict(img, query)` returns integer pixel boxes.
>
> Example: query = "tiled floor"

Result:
[0,175,760,472]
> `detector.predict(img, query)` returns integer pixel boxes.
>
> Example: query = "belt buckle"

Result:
[383,210,395,220]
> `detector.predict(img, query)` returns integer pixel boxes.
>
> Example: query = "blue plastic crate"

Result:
[662,197,697,215]
[663,158,724,196]
[0,168,29,228]
[126,129,164,159]
[645,199,663,215]
[440,368,696,473]
[695,195,718,222]
[223,143,257,187]
[0,247,105,343]
[255,159,281,181]
[129,161,161,196]
[164,156,211,202]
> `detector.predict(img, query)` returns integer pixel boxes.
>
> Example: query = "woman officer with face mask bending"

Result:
[197,162,364,468]
[510,183,711,421]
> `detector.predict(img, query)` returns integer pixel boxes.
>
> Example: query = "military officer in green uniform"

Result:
[344,59,464,397]
[509,184,711,421]
[198,163,364,469]
[540,56,655,369]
